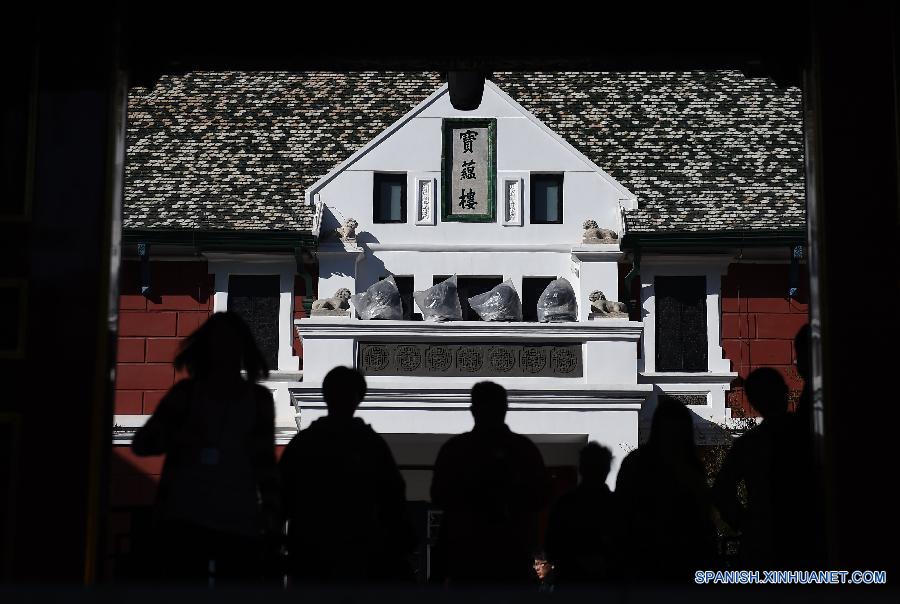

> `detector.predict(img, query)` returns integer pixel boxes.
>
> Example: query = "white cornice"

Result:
[295,318,643,340]
[366,243,572,253]
[112,421,300,446]
[570,246,627,261]
[290,384,650,410]
[639,371,738,384]
[262,371,304,383]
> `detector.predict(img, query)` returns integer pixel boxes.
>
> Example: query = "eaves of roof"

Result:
[621,228,806,251]
[122,228,317,253]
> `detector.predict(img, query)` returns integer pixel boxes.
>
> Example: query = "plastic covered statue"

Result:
[350,276,403,320]
[414,275,463,322]
[468,279,523,322]
[536,278,578,323]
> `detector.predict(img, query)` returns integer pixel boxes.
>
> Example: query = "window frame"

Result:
[654,275,708,372]
[207,254,300,372]
[529,173,564,225]
[638,257,733,376]
[373,172,408,224]
[521,276,557,322]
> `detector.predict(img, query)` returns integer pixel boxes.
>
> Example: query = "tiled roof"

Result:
[125,71,804,233]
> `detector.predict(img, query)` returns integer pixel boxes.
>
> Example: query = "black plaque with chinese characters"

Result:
[441,119,496,222]
[357,342,582,377]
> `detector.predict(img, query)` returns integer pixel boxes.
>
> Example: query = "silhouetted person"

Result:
[132,311,278,584]
[769,324,826,568]
[712,367,790,568]
[279,366,415,584]
[545,442,618,585]
[430,381,550,586]
[615,398,717,583]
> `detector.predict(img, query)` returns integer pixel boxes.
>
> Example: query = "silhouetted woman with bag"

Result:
[132,311,279,584]
[614,398,717,583]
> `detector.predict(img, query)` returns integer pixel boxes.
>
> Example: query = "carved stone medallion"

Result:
[357,342,581,377]
[362,345,390,372]
[489,347,516,373]
[456,346,485,373]
[395,345,423,372]
[520,347,547,374]
[552,347,579,374]
[426,346,453,372]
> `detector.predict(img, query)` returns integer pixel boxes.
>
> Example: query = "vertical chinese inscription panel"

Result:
[441,119,496,222]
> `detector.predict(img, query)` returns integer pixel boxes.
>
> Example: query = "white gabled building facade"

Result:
[291,81,735,487]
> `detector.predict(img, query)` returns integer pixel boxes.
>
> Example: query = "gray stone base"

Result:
[589,311,628,319]
[311,309,350,317]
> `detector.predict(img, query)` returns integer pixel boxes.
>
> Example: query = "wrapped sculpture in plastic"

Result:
[350,276,403,320]
[536,278,578,323]
[468,279,523,322]
[414,275,463,322]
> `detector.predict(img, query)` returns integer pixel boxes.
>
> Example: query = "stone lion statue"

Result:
[589,290,628,317]
[582,219,618,243]
[311,288,351,311]
[336,218,358,241]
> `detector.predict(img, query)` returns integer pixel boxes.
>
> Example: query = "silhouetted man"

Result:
[712,367,790,568]
[545,442,618,585]
[430,381,549,585]
[279,366,415,584]
[770,324,826,568]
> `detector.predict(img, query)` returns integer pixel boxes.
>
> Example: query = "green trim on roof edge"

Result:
[123,229,317,252]
[621,229,806,250]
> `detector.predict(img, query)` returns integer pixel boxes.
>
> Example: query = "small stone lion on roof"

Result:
[336,218,358,241]
[312,288,351,311]
[582,219,618,243]
[589,290,628,317]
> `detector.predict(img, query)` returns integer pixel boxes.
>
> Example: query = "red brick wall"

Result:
[116,261,312,413]
[721,263,809,417]
[115,261,214,415]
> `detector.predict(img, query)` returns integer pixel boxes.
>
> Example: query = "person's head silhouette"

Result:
[579,441,613,485]
[470,381,508,428]
[322,366,367,419]
[745,367,789,419]
[795,324,811,383]
[174,311,268,382]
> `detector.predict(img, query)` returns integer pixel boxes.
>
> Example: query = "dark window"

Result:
[522,276,556,322]
[228,274,280,371]
[433,275,503,321]
[530,174,563,224]
[655,276,707,372]
[373,173,407,223]
[380,275,418,320]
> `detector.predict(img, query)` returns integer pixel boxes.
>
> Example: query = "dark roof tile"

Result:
[125,71,804,233]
